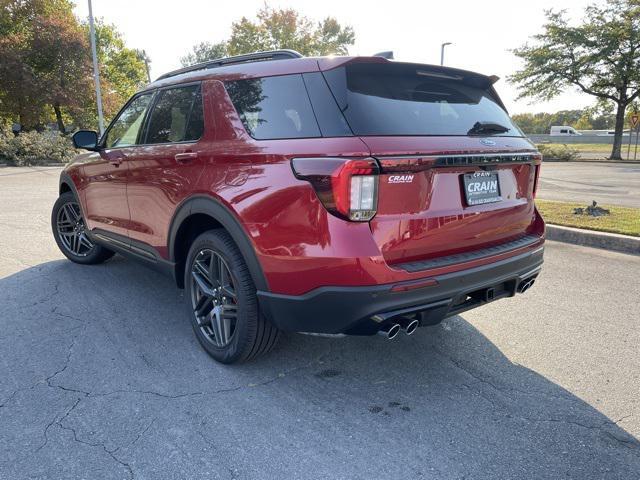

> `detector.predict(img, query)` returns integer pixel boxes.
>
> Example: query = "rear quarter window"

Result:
[225,74,321,140]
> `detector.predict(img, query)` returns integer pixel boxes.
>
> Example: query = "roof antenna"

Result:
[373,51,394,59]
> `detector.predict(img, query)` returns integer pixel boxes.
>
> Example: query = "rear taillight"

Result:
[291,157,379,221]
[532,154,542,198]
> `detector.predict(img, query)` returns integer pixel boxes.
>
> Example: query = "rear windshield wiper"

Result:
[467,121,510,135]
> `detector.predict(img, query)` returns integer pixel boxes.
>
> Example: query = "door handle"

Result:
[109,152,126,167]
[175,152,199,163]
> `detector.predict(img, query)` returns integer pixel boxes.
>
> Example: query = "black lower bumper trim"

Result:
[398,235,540,272]
[257,245,544,335]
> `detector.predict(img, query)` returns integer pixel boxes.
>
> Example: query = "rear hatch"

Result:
[323,61,541,265]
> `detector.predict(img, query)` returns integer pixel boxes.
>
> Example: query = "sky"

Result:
[74,0,598,114]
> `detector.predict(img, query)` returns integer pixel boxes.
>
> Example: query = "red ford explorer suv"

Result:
[52,50,544,364]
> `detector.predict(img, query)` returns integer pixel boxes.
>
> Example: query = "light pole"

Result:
[142,50,151,83]
[88,0,105,135]
[440,42,452,66]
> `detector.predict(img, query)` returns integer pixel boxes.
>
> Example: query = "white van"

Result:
[550,126,581,135]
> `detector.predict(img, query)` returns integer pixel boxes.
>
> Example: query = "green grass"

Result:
[537,143,613,153]
[536,200,640,237]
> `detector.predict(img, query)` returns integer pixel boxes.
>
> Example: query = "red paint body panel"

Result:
[125,80,220,255]
[361,136,541,265]
[80,149,132,239]
[62,56,545,301]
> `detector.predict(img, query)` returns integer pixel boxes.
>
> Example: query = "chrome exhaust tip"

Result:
[397,316,420,335]
[518,278,535,294]
[378,323,401,340]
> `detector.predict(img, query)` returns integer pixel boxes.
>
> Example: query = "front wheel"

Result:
[51,192,114,264]
[184,230,280,364]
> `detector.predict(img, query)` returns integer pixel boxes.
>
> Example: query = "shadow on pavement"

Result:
[1,257,638,479]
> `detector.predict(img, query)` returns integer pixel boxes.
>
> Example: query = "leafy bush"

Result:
[536,144,580,161]
[0,126,78,166]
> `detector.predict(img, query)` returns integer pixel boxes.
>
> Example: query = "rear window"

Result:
[323,63,522,137]
[226,75,321,139]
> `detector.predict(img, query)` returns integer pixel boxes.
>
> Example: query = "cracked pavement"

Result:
[0,167,639,479]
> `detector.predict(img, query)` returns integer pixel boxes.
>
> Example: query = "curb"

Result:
[546,224,640,255]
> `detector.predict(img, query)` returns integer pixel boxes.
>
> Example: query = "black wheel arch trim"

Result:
[59,171,90,222]
[168,195,269,292]
[59,171,80,199]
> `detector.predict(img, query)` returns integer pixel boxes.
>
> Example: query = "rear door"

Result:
[126,82,206,253]
[323,62,541,265]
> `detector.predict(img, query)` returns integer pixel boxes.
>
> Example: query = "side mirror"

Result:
[72,130,99,151]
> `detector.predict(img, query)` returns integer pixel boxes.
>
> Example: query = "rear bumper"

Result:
[257,244,544,334]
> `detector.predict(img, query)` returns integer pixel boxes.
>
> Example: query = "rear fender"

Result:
[168,195,269,291]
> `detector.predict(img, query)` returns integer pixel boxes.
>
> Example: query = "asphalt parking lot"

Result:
[538,161,640,208]
[1,167,639,479]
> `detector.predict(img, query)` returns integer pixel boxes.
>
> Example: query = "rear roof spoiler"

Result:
[316,56,507,111]
[318,56,499,87]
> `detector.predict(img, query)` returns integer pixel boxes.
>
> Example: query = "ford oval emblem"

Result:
[480,139,496,146]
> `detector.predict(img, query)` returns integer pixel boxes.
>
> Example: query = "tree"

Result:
[0,30,42,128]
[32,10,93,133]
[86,20,148,123]
[180,41,228,67]
[511,108,617,134]
[181,6,355,66]
[0,0,93,131]
[228,6,354,56]
[509,0,640,159]
[0,1,147,131]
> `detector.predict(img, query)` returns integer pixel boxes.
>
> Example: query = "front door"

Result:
[83,92,154,240]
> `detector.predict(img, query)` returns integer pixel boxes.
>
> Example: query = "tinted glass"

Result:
[146,85,202,144]
[105,93,152,148]
[226,75,320,139]
[323,64,522,137]
[185,88,204,141]
[302,72,352,137]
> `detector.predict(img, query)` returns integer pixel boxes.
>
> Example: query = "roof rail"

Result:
[156,49,304,81]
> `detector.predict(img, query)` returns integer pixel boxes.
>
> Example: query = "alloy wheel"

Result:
[190,248,239,348]
[56,201,94,257]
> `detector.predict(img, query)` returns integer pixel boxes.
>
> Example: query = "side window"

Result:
[145,85,203,144]
[185,88,204,141]
[105,93,153,148]
[225,74,321,139]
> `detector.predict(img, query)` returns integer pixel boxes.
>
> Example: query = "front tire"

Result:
[51,192,114,264]
[184,230,280,364]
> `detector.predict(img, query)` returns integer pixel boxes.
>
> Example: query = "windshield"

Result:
[323,63,523,137]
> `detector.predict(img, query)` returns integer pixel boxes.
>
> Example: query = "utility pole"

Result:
[143,50,151,83]
[440,42,452,66]
[88,0,105,135]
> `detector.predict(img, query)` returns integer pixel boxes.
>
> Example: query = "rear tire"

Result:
[51,192,115,265]
[184,229,280,364]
